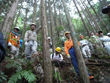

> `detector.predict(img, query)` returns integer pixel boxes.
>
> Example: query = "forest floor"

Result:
[0,51,110,83]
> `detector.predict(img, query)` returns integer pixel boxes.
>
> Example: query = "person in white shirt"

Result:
[50,47,65,68]
[107,33,110,37]
[98,31,110,56]
[24,23,41,60]
[79,35,91,59]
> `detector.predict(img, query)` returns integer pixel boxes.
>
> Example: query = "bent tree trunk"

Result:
[1,0,19,39]
[62,0,90,83]
[40,0,53,83]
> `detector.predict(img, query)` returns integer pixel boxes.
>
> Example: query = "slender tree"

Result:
[14,5,22,28]
[40,0,53,83]
[58,3,64,26]
[81,0,101,31]
[53,0,60,37]
[49,0,56,53]
[87,0,109,32]
[32,0,37,23]
[22,8,28,38]
[62,0,90,82]
[1,0,19,38]
[76,0,96,33]
[73,0,90,36]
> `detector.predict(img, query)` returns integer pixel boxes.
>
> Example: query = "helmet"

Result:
[14,27,20,31]
[48,37,51,39]
[65,31,70,36]
[55,47,61,52]
[107,33,110,36]
[80,35,84,39]
[30,23,36,27]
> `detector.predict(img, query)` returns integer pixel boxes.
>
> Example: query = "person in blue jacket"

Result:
[0,32,6,62]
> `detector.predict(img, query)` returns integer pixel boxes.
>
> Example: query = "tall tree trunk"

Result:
[39,1,41,26]
[22,8,28,38]
[49,0,55,53]
[59,4,63,27]
[81,0,101,32]
[53,0,60,37]
[13,6,22,28]
[61,0,90,83]
[73,0,90,36]
[1,0,19,39]
[87,0,109,32]
[40,0,53,83]
[76,0,96,33]
[102,0,108,5]
[32,0,37,23]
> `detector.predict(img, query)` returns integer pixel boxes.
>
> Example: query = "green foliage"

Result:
[0,72,8,82]
[4,58,37,83]
[54,71,62,82]
[8,70,36,83]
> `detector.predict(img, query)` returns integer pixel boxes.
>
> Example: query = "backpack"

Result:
[52,53,61,59]
[0,32,6,62]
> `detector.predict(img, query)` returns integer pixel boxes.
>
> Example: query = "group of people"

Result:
[1,4,110,81]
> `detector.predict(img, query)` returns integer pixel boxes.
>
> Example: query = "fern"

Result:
[0,72,8,82]
[8,70,37,83]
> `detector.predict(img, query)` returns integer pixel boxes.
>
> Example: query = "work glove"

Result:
[67,54,71,58]
[25,42,28,46]
[8,42,12,46]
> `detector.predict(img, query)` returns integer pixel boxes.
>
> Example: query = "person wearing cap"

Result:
[50,47,65,68]
[102,5,110,18]
[107,33,110,37]
[89,32,104,55]
[48,37,52,53]
[98,31,110,56]
[24,23,41,60]
[64,31,94,79]
[79,35,91,59]
[8,27,20,59]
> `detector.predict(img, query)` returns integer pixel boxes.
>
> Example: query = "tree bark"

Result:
[59,4,63,27]
[49,0,56,53]
[32,0,37,23]
[81,0,101,32]
[22,8,28,38]
[53,0,60,37]
[62,0,90,83]
[13,5,22,28]
[73,0,90,36]
[1,0,19,39]
[87,0,109,32]
[76,0,96,33]
[40,0,53,83]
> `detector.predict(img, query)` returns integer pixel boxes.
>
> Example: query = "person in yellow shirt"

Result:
[64,31,94,80]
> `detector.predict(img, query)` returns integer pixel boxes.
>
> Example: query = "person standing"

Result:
[98,31,110,56]
[24,23,41,60]
[79,35,91,59]
[64,31,94,79]
[8,27,20,59]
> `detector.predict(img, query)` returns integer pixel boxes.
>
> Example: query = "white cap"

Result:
[30,23,36,27]
[107,33,110,36]
[14,27,20,31]
[48,37,51,39]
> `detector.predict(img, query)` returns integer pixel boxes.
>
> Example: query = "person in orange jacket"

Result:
[8,27,20,59]
[64,31,94,80]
